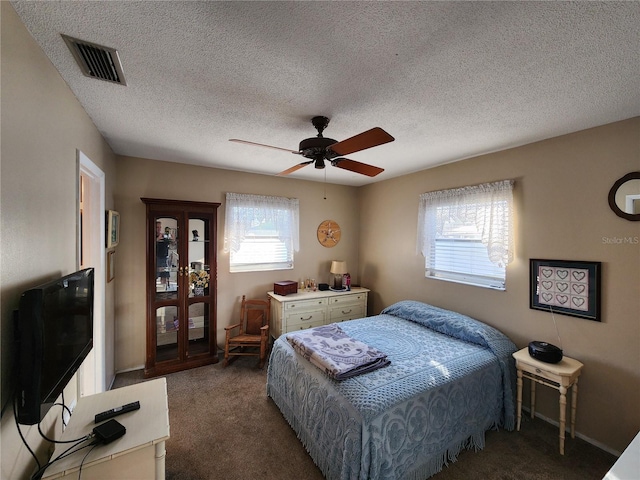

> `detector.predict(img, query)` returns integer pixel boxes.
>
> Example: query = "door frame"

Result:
[77,150,107,396]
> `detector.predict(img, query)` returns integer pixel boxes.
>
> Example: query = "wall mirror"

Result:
[608,172,640,221]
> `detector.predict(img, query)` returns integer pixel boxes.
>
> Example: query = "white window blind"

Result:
[417,180,514,289]
[224,193,299,273]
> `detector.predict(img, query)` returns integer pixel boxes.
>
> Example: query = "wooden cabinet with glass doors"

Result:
[142,198,220,377]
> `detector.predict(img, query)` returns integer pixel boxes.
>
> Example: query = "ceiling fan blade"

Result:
[329,127,394,156]
[332,158,384,177]
[277,160,313,176]
[229,138,301,154]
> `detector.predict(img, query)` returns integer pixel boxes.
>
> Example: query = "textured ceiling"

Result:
[10,1,640,186]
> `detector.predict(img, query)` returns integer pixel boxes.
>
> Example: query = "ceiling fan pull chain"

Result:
[323,169,327,200]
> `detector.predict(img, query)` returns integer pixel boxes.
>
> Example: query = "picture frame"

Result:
[106,210,120,248]
[107,250,115,282]
[530,259,601,322]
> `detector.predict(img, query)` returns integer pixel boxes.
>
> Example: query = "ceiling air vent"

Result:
[62,34,127,86]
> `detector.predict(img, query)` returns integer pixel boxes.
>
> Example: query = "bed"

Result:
[266,300,517,480]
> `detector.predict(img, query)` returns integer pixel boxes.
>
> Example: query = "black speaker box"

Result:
[528,341,563,364]
[93,419,126,444]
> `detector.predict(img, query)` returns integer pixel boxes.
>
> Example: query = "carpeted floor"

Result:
[113,356,616,480]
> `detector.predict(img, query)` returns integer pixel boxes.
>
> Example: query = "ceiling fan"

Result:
[229,116,394,177]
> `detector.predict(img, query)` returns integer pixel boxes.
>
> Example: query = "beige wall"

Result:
[1,4,117,479]
[113,156,360,371]
[358,117,640,453]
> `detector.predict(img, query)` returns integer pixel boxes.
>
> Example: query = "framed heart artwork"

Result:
[530,259,602,321]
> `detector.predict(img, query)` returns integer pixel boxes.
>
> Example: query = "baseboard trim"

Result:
[522,406,621,457]
[115,365,145,375]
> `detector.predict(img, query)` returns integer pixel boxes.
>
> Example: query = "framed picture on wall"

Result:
[530,259,601,322]
[106,210,120,248]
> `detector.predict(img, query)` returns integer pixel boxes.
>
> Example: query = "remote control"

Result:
[94,401,140,423]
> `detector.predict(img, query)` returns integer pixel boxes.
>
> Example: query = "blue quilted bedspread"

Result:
[267,300,517,480]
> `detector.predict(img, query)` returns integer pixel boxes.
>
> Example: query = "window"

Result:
[224,193,299,273]
[417,180,514,289]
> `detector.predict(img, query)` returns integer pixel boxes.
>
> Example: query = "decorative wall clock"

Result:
[317,220,341,247]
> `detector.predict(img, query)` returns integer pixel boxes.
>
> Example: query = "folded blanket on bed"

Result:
[286,324,390,380]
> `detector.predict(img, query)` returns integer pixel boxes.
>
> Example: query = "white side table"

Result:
[513,347,583,455]
[42,378,170,479]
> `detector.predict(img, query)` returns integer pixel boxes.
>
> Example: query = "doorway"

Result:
[78,151,108,396]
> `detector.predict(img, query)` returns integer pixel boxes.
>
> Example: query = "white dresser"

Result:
[268,287,369,338]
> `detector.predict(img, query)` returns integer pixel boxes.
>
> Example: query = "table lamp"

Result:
[330,260,348,290]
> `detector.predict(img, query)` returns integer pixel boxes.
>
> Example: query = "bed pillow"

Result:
[381,300,506,348]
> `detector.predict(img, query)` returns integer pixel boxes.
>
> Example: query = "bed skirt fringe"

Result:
[403,430,487,480]
[267,381,337,477]
[268,378,495,480]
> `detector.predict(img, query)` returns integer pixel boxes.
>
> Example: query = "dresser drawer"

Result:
[329,303,364,322]
[285,308,325,327]
[328,293,365,307]
[285,308,326,332]
[285,320,324,333]
[284,297,328,311]
[520,362,562,384]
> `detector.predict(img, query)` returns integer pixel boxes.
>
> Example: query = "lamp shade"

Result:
[330,260,348,275]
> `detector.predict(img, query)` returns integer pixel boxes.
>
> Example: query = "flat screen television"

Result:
[15,268,94,425]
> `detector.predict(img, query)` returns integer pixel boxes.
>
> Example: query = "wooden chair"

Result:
[224,295,271,368]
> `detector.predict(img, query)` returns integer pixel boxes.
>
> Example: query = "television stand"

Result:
[42,378,169,480]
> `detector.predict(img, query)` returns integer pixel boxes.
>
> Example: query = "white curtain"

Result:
[223,192,300,254]
[417,179,515,267]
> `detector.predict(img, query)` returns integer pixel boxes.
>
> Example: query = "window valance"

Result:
[417,179,515,269]
[224,193,299,272]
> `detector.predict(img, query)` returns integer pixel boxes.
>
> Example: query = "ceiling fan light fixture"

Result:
[232,116,393,178]
[299,136,337,158]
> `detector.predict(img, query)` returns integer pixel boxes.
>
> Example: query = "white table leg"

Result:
[155,441,166,480]
[570,379,579,439]
[530,377,536,419]
[559,385,567,455]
